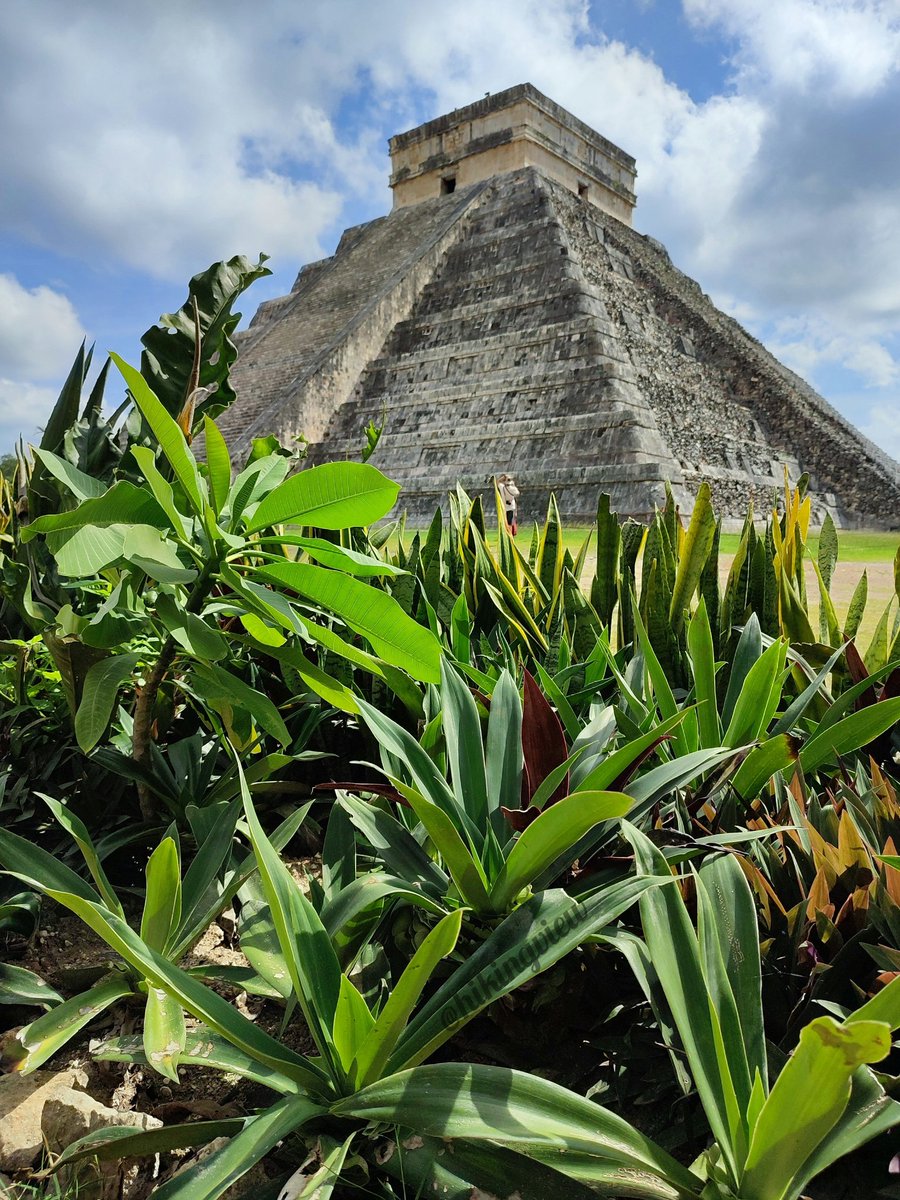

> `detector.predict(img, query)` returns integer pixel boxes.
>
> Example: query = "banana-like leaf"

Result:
[112,353,205,515]
[203,415,231,515]
[21,480,170,542]
[256,561,441,682]
[246,461,399,532]
[191,662,290,747]
[44,1118,245,1173]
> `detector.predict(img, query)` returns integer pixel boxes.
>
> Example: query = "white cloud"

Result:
[0,0,898,452]
[762,313,900,389]
[684,0,900,98]
[860,402,900,460]
[0,378,62,449]
[0,274,86,382]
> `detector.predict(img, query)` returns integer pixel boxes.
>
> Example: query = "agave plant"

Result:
[34,776,673,1200]
[0,795,307,1075]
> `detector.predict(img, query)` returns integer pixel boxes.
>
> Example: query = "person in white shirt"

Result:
[496,473,520,535]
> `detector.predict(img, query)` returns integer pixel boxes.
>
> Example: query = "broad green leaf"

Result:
[240,775,342,1074]
[573,710,689,794]
[722,615,762,730]
[12,974,133,1072]
[21,480,170,542]
[800,696,900,774]
[741,1017,891,1200]
[846,973,900,1030]
[625,823,744,1183]
[698,854,766,1099]
[157,593,227,662]
[46,524,130,576]
[191,662,290,746]
[336,792,448,896]
[354,696,463,826]
[256,561,442,682]
[333,1063,700,1197]
[246,460,399,532]
[75,653,140,753]
[32,447,105,501]
[0,827,102,905]
[143,985,186,1082]
[490,791,632,911]
[203,414,231,515]
[687,598,721,748]
[787,1067,900,1196]
[722,637,787,748]
[392,881,665,1072]
[237,879,292,1000]
[122,525,196,584]
[844,570,868,640]
[130,445,190,538]
[141,838,182,952]
[353,910,463,1088]
[485,668,524,830]
[46,1118,244,1172]
[93,1029,300,1094]
[42,890,324,1091]
[441,659,489,834]
[732,734,798,800]
[111,352,205,515]
[275,534,404,576]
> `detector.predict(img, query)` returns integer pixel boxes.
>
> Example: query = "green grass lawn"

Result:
[533,527,898,564]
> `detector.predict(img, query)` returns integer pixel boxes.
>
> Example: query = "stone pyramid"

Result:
[222,84,900,527]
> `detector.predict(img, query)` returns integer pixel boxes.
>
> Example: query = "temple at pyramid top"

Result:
[388,83,637,225]
[222,87,900,528]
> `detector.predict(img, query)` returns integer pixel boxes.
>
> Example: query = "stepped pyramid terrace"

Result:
[221,83,900,527]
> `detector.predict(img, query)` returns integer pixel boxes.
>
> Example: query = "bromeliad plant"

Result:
[612,822,900,1200]
[336,659,654,921]
[0,795,307,1076]
[35,776,682,1200]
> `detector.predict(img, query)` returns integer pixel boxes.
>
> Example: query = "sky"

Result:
[1,0,899,461]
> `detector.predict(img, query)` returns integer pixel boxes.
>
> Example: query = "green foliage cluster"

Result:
[1,258,899,1200]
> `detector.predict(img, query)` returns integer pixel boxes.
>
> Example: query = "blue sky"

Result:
[1,0,899,460]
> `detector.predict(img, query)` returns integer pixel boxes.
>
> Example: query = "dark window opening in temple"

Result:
[441,175,457,194]
[578,182,589,199]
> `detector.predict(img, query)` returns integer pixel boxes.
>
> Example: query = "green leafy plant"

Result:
[616,821,900,1200]
[36,777,673,1199]
[0,795,307,1074]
